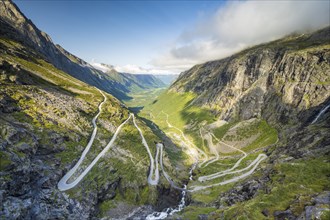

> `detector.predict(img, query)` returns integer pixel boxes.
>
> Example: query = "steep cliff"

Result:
[171,27,330,125]
[142,27,330,219]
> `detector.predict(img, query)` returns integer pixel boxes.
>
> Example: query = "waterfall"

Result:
[145,165,195,219]
[311,103,330,124]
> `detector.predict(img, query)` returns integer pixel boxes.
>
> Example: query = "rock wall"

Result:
[170,27,330,125]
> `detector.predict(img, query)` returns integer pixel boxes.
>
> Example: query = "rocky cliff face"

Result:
[171,27,330,125]
[158,27,330,219]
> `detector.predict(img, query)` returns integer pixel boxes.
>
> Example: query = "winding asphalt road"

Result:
[160,111,208,163]
[58,92,268,194]
[132,115,159,185]
[156,111,268,192]
[58,89,330,195]
[58,89,108,191]
[58,91,160,191]
[199,127,219,168]
[189,154,267,192]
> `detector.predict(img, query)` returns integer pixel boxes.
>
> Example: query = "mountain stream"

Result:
[145,165,195,220]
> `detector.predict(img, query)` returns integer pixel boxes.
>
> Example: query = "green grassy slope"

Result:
[101,69,167,100]
[140,91,278,172]
[0,37,182,217]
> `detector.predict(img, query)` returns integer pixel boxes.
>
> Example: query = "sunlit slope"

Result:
[123,88,166,110]
[141,91,278,163]
[0,37,181,218]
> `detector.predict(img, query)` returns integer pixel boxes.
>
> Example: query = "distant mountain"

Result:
[154,74,179,85]
[0,1,165,101]
[91,63,166,99]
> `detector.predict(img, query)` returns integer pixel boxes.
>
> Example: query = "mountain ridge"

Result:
[141,26,330,219]
[0,0,166,101]
[170,26,330,124]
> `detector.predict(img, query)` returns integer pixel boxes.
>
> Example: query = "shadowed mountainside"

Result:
[0,1,165,101]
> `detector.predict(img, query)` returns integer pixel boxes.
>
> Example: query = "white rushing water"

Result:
[311,103,330,124]
[145,165,195,220]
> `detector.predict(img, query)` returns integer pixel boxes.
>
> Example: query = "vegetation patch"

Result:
[0,151,11,170]
[209,157,330,219]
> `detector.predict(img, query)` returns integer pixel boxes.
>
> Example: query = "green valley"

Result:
[1,0,329,219]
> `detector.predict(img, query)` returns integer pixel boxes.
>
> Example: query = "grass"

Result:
[141,91,278,155]
[0,151,11,170]
[123,88,166,109]
[140,91,216,163]
[180,206,217,219]
[4,30,328,219]
[139,87,281,218]
[191,182,237,204]
[98,200,117,216]
[1,38,102,103]
[208,157,330,219]
[140,90,279,209]
[213,122,237,139]
[179,157,329,219]
[56,137,88,164]
[141,91,198,128]
[189,151,267,202]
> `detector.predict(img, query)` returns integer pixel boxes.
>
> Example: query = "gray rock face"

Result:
[169,27,330,219]
[297,192,330,220]
[0,118,88,219]
[0,68,126,219]
[170,27,330,125]
[313,192,330,204]
[0,96,20,113]
[273,209,296,220]
[218,180,262,207]
[198,214,208,220]
[0,107,124,219]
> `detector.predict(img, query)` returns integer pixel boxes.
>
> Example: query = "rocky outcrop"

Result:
[0,118,90,219]
[170,27,330,125]
[218,180,263,207]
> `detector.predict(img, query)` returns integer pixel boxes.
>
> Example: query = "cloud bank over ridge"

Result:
[150,0,330,73]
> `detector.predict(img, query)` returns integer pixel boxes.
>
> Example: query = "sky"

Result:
[14,0,330,74]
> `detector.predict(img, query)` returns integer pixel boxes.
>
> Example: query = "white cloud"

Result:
[114,64,174,75]
[91,61,176,75]
[90,62,113,73]
[151,0,330,73]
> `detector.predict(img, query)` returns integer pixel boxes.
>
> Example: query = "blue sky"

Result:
[13,1,330,74]
[14,0,224,73]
